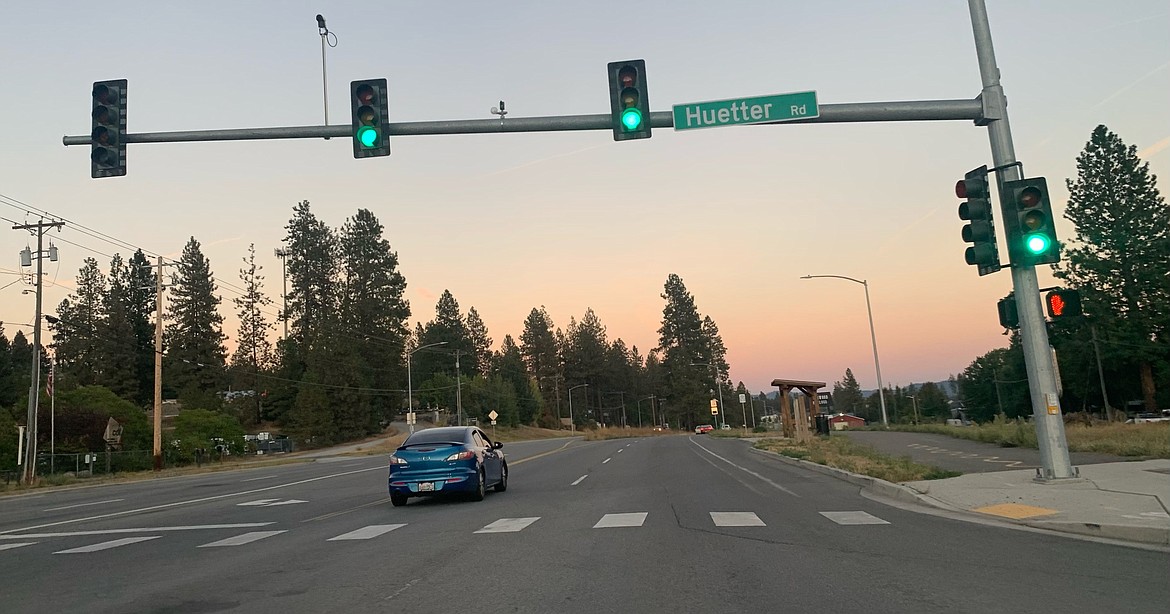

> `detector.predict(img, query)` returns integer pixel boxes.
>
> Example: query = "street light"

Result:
[567,384,588,433]
[908,394,921,424]
[691,363,726,428]
[406,341,448,433]
[801,274,889,426]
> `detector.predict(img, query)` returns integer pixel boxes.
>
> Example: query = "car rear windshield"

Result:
[403,428,469,445]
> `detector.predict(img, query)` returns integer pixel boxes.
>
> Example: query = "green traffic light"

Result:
[357,126,379,148]
[621,108,643,131]
[1025,233,1051,254]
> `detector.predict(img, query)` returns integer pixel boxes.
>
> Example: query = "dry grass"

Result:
[755,436,962,483]
[884,419,1168,458]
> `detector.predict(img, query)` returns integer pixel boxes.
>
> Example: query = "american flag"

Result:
[46,360,55,397]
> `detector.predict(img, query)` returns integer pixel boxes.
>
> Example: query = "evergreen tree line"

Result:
[1,199,746,457]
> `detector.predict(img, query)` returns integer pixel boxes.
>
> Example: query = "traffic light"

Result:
[91,79,127,178]
[1002,176,1059,266]
[956,165,1001,275]
[1045,289,1082,319]
[997,294,1018,329]
[607,60,651,141]
[350,79,390,158]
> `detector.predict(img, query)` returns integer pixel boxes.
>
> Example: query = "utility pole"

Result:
[1089,322,1112,420]
[14,219,63,485]
[455,350,463,426]
[970,0,1074,480]
[151,256,169,471]
[273,247,289,339]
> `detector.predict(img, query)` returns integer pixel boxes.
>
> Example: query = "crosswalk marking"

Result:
[198,530,287,547]
[594,513,647,528]
[0,542,36,551]
[475,518,541,534]
[328,524,406,541]
[54,536,161,554]
[710,512,765,527]
[820,511,890,525]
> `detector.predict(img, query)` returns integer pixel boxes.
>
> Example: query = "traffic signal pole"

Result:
[969,0,1074,481]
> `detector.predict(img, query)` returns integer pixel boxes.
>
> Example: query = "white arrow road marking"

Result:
[593,513,647,528]
[198,531,286,547]
[328,525,406,541]
[55,536,161,554]
[475,518,541,534]
[237,499,307,507]
[266,499,308,507]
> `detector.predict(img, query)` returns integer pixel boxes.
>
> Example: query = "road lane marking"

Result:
[241,475,278,482]
[0,465,383,535]
[973,503,1059,519]
[265,499,308,506]
[198,530,286,547]
[304,498,391,523]
[55,536,161,554]
[820,511,890,525]
[711,512,766,527]
[0,523,275,540]
[571,475,588,486]
[328,524,406,541]
[509,440,575,466]
[44,499,124,512]
[618,449,623,453]
[0,543,36,551]
[475,517,540,534]
[594,513,647,528]
[603,458,611,464]
[237,499,281,506]
[694,439,800,497]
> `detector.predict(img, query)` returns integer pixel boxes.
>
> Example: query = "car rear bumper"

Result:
[388,466,478,496]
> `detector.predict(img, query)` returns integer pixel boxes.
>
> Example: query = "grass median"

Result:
[754,435,962,483]
[880,419,1169,458]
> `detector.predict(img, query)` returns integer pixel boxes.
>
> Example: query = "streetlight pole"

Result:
[908,394,920,424]
[406,341,448,434]
[273,247,289,339]
[567,384,588,433]
[801,274,888,426]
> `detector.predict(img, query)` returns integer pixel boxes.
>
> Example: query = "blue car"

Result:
[388,426,507,507]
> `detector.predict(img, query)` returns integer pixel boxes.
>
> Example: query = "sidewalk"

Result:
[751,442,1170,547]
[900,459,1170,546]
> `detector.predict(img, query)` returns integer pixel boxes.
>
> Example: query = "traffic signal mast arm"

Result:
[63,98,984,146]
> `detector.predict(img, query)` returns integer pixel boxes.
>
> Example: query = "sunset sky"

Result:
[2,1,1166,397]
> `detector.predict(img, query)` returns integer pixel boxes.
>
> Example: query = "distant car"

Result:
[720,424,731,430]
[694,425,715,434]
[388,426,507,506]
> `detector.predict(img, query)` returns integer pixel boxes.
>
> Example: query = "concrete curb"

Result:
[749,446,1170,547]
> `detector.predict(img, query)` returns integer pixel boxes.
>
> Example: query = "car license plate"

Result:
[419,482,435,492]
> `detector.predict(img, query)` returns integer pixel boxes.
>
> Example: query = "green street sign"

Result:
[673,91,819,131]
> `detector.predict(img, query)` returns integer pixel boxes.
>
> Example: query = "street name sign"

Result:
[673,91,818,131]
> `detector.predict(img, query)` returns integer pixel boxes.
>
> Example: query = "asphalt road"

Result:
[841,430,1128,473]
[1,435,1166,613]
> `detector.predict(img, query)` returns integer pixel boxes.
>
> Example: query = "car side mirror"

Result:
[492,441,504,449]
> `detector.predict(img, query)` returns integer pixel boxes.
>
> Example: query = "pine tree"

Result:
[0,324,16,409]
[832,368,865,416]
[125,250,157,407]
[51,258,106,387]
[466,307,493,377]
[165,237,227,408]
[1054,125,1170,412]
[284,200,339,343]
[99,254,139,400]
[657,274,710,428]
[230,244,275,423]
[415,290,471,384]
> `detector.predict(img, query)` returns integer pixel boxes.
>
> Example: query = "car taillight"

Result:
[445,451,474,461]
[389,455,407,465]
